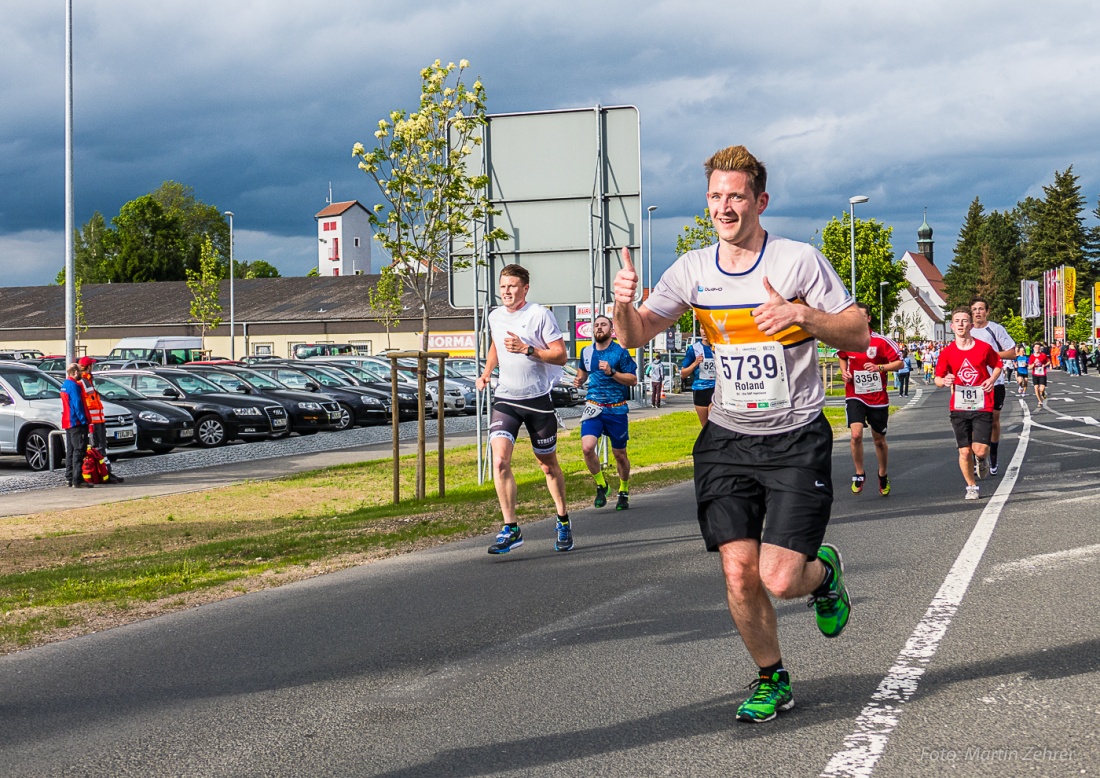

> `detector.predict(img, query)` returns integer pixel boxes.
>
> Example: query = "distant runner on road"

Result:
[969,297,1016,475]
[612,145,869,724]
[574,315,638,511]
[837,303,902,497]
[477,264,572,554]
[935,307,1001,501]
[1029,343,1051,409]
[680,333,716,426]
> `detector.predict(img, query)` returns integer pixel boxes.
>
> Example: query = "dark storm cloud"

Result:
[2,0,1099,285]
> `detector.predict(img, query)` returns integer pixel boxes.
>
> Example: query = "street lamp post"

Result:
[879,280,889,333]
[646,205,658,396]
[849,195,869,300]
[224,211,235,360]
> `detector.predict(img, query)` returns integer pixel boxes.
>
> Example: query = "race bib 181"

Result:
[714,342,791,411]
[954,385,984,411]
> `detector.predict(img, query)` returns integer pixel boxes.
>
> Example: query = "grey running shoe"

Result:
[965,485,980,501]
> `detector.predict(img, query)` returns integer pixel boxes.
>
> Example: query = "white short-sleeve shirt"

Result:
[488,301,564,400]
[970,322,1015,387]
[645,234,853,435]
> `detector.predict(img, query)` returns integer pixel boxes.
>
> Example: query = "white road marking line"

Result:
[820,400,1032,778]
[983,543,1100,583]
[1029,421,1100,441]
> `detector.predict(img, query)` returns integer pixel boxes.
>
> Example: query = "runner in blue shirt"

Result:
[680,333,716,426]
[574,315,638,510]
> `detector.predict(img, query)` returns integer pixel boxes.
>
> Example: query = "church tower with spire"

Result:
[917,208,934,264]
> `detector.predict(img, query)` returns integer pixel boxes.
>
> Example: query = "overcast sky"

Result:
[2,0,1099,288]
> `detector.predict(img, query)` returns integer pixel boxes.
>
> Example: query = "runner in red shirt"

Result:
[1028,343,1050,409]
[837,303,903,496]
[934,307,1002,501]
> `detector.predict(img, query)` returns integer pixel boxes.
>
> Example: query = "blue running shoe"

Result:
[488,525,523,555]
[554,520,574,552]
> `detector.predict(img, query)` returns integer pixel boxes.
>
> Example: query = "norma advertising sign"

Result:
[426,332,476,355]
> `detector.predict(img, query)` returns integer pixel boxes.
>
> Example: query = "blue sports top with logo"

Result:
[646,234,853,435]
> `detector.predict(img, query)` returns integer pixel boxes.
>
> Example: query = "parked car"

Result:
[351,356,461,417]
[302,356,432,418]
[93,375,196,453]
[180,365,343,434]
[107,336,204,365]
[300,359,421,420]
[244,363,389,430]
[90,359,160,372]
[292,343,357,359]
[19,355,68,372]
[1,349,45,361]
[106,368,289,448]
[0,363,138,471]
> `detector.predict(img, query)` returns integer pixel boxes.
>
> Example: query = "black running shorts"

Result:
[692,386,715,407]
[693,413,833,558]
[489,393,558,454]
[992,384,1006,411]
[950,411,993,449]
[845,399,889,434]
[1032,374,1047,386]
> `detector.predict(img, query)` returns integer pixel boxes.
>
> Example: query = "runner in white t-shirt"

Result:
[476,264,572,555]
[969,297,1016,475]
[611,145,870,724]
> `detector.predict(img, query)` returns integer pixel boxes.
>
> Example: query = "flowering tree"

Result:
[186,236,223,352]
[353,59,506,348]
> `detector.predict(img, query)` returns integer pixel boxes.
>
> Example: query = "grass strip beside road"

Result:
[0,408,848,654]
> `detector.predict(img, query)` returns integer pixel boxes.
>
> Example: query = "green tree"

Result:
[306,266,320,277]
[675,209,717,256]
[1022,167,1089,281]
[353,58,507,347]
[972,211,1024,319]
[152,181,231,276]
[105,195,188,282]
[818,213,905,329]
[368,265,404,349]
[236,260,281,279]
[1066,312,1094,342]
[186,237,223,351]
[943,197,986,309]
[74,278,89,349]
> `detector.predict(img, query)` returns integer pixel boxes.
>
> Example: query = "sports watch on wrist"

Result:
[526,345,535,357]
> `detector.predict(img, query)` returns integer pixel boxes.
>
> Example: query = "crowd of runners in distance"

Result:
[472,142,1100,727]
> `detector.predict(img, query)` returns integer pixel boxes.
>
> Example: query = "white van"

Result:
[108,337,204,366]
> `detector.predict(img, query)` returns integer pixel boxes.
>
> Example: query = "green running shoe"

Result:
[594,484,609,508]
[810,543,850,638]
[735,670,794,723]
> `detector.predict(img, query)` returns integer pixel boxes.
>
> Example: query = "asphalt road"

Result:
[1,376,1098,777]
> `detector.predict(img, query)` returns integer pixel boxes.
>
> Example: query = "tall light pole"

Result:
[64,0,75,362]
[879,280,889,333]
[224,211,235,360]
[849,195,869,300]
[646,205,657,374]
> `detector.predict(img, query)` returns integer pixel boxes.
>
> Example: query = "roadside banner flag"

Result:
[1064,266,1077,315]
[1021,279,1040,319]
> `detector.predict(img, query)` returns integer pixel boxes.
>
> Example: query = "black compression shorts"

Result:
[489,393,558,455]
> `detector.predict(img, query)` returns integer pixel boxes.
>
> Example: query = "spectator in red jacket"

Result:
[61,363,92,488]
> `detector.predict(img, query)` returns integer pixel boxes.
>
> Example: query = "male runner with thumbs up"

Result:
[612,146,869,723]
[477,263,572,554]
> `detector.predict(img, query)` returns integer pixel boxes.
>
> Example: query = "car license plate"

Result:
[273,418,287,427]
[328,412,341,420]
[242,427,257,433]
[181,428,194,437]
[113,429,134,440]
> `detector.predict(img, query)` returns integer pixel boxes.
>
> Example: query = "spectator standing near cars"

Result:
[78,357,124,483]
[61,364,92,488]
[476,264,572,555]
[647,356,665,408]
[574,315,638,510]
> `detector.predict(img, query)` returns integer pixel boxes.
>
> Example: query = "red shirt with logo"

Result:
[1029,353,1050,376]
[838,332,901,408]
[935,339,1000,412]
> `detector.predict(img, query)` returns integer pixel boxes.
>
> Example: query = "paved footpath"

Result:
[1,376,1097,776]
